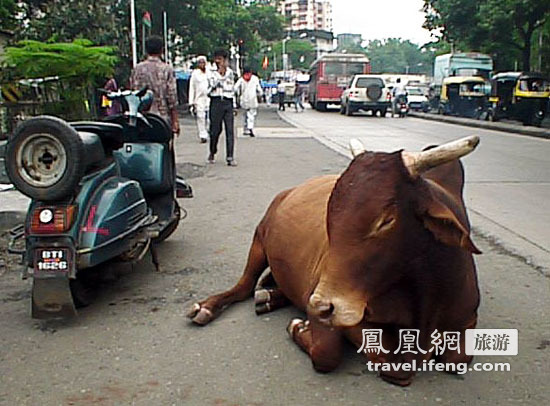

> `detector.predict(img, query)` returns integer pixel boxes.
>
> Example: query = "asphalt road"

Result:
[0,107,549,405]
[280,108,550,275]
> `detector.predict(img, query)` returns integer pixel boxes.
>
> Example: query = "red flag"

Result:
[143,11,152,28]
[262,55,269,70]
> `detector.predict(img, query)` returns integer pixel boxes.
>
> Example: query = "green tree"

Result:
[3,39,117,118]
[0,0,18,31]
[423,0,550,71]
[365,38,434,75]
[12,0,284,79]
[4,39,117,82]
[16,0,131,79]
[255,39,314,77]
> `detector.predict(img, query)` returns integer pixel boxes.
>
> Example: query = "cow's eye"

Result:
[367,214,396,238]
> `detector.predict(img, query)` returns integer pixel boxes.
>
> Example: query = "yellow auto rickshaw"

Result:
[438,76,488,119]
[487,72,549,127]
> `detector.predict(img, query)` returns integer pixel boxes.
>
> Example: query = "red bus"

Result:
[308,53,371,111]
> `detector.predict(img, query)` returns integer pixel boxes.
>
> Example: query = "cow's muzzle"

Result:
[307,294,335,324]
[307,293,364,328]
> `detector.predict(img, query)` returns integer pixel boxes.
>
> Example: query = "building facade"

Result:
[276,0,333,32]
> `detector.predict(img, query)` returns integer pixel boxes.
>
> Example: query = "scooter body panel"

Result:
[114,143,173,195]
[77,177,149,268]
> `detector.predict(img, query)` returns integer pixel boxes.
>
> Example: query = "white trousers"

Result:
[195,107,209,140]
[243,108,257,132]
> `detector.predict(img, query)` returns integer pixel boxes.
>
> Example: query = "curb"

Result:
[276,110,353,159]
[409,112,550,139]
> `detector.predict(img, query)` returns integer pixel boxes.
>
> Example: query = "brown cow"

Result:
[188,136,481,386]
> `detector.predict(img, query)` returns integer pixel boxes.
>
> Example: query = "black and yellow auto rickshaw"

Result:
[438,76,488,118]
[487,72,549,126]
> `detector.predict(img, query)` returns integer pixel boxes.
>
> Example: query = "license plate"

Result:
[35,248,70,272]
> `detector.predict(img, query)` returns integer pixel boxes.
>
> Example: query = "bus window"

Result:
[324,63,345,75]
[346,63,365,75]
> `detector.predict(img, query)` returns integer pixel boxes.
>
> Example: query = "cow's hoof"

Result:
[254,288,271,305]
[187,303,214,325]
[255,302,271,315]
[287,318,309,338]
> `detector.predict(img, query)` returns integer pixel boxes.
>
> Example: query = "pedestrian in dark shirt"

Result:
[207,49,237,166]
[277,80,286,111]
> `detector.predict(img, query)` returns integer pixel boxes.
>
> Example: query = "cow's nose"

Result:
[308,294,335,321]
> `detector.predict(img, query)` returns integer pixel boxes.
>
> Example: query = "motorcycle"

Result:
[391,95,409,118]
[4,88,193,319]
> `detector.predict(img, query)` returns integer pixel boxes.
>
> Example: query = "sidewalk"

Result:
[0,105,303,227]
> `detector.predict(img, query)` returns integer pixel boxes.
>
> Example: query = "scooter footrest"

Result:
[176,177,193,198]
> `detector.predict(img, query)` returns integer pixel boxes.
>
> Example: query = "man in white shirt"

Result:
[188,55,210,143]
[207,49,237,166]
[234,67,263,137]
[392,78,408,115]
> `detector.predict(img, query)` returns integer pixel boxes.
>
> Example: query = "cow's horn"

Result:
[402,135,480,176]
[349,138,366,158]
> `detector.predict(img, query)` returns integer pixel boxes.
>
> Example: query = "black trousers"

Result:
[278,92,285,111]
[209,98,234,160]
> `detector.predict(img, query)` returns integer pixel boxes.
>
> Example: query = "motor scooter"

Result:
[5,88,193,319]
[391,95,409,118]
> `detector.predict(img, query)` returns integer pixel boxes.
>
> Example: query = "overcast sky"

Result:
[331,0,436,46]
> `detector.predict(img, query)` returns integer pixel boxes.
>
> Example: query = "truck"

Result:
[433,52,493,86]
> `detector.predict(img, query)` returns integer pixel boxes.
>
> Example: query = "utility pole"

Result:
[163,11,169,64]
[539,30,543,72]
[130,0,137,67]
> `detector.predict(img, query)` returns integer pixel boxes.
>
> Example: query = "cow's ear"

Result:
[421,197,482,254]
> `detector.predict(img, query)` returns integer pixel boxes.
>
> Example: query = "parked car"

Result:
[405,86,430,112]
[340,74,391,116]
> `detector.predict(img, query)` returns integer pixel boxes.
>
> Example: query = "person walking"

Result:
[234,67,263,137]
[277,80,286,111]
[207,49,237,166]
[130,35,180,136]
[188,55,210,143]
[294,81,305,112]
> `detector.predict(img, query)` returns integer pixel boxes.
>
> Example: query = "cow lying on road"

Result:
[188,136,481,386]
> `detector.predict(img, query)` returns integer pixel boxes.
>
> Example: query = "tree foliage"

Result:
[4,39,117,84]
[258,39,315,75]
[10,0,284,79]
[365,39,434,75]
[0,0,18,31]
[423,0,550,72]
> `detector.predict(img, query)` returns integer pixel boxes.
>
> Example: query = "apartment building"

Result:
[276,0,333,32]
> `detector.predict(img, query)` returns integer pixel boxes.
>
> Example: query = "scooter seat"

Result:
[70,121,124,151]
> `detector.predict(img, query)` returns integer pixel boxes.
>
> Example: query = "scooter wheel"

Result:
[70,275,97,308]
[5,116,85,201]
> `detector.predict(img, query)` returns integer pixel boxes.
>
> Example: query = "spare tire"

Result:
[5,116,85,201]
[366,85,382,101]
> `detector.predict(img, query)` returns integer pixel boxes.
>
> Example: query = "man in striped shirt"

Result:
[207,49,237,166]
